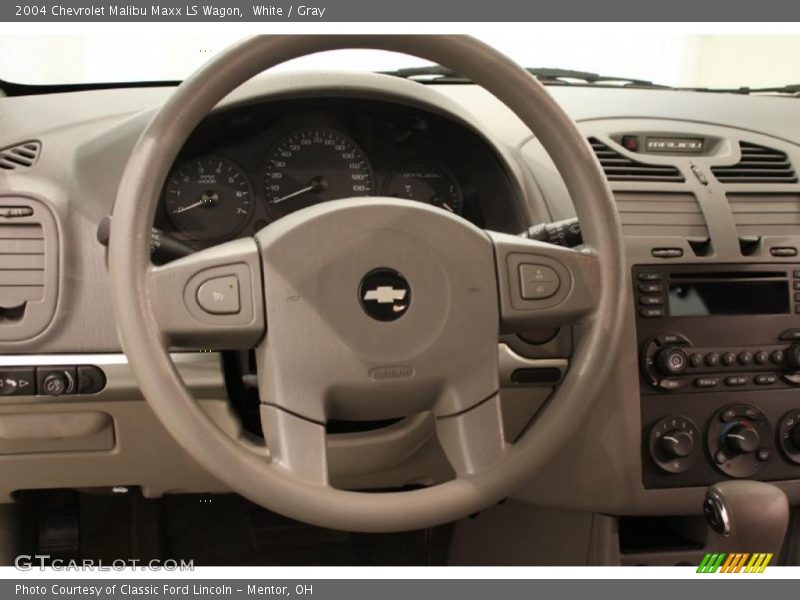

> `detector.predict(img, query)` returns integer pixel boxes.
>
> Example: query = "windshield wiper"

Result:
[381,65,671,88]
[0,78,180,97]
[682,83,800,96]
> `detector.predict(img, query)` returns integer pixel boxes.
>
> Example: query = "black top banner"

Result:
[4,0,800,21]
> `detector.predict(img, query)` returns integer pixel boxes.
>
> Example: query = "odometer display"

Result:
[264,128,373,218]
[165,156,253,242]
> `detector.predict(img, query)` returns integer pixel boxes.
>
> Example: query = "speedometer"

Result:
[263,128,373,218]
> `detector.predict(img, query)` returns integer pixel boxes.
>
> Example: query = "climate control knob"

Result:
[708,405,771,478]
[648,415,700,474]
[778,410,800,464]
[722,421,760,455]
[655,346,689,376]
[661,429,695,459]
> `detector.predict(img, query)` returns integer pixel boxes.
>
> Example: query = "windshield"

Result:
[2,32,800,90]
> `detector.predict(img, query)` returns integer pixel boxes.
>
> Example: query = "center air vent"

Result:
[0,141,41,171]
[711,142,798,184]
[588,138,684,183]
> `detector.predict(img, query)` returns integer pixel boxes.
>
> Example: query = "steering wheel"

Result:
[109,35,625,532]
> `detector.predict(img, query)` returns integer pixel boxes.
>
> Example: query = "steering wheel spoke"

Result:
[436,394,508,476]
[489,231,602,333]
[260,404,329,486]
[146,237,265,349]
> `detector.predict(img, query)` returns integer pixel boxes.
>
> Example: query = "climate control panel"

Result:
[644,398,800,488]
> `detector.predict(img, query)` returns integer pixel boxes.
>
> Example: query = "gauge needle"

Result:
[172,190,219,214]
[172,200,204,214]
[431,195,455,213]
[271,176,328,204]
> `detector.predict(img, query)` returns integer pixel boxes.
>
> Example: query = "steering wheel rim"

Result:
[109,35,626,532]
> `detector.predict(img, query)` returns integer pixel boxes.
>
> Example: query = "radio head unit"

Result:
[633,264,800,395]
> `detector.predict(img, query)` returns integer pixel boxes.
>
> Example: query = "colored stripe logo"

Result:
[697,552,772,573]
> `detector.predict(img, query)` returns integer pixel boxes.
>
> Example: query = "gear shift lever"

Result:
[704,481,789,557]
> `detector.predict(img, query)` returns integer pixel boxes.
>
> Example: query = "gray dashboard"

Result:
[1,70,800,515]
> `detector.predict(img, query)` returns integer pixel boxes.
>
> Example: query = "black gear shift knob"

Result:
[704,481,789,557]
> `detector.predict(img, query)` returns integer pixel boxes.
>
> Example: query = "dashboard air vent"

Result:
[0,197,58,341]
[0,141,41,171]
[711,142,798,184]
[614,192,708,238]
[588,138,684,182]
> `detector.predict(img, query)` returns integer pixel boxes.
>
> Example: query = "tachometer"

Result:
[164,156,253,242]
[385,160,463,214]
[264,128,372,218]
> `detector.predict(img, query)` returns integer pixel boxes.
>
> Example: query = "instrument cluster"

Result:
[155,97,523,248]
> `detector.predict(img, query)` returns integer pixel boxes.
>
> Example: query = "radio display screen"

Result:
[668,281,790,316]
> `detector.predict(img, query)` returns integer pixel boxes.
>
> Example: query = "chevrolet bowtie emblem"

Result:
[363,286,408,304]
[358,268,412,321]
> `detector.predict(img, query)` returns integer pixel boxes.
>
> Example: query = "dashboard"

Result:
[2,70,800,520]
[154,98,524,248]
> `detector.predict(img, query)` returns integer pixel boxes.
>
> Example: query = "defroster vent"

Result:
[0,141,41,171]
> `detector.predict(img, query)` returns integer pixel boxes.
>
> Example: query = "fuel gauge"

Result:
[385,160,463,214]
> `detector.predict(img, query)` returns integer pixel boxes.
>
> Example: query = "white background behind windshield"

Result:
[1,31,799,89]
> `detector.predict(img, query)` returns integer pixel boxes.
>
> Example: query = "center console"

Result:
[635,264,800,489]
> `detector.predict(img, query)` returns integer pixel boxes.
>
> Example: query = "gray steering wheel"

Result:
[109,35,626,532]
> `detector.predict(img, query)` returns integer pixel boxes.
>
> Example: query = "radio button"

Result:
[754,374,777,385]
[705,353,720,367]
[639,296,663,306]
[695,377,720,388]
[637,272,662,281]
[770,247,797,257]
[771,350,785,364]
[656,333,690,346]
[738,352,753,366]
[658,378,688,391]
[725,376,749,387]
[689,353,703,367]
[640,308,664,318]
[754,351,768,365]
[639,283,663,294]
[721,352,735,366]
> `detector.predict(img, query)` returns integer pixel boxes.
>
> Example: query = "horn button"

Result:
[256,199,499,420]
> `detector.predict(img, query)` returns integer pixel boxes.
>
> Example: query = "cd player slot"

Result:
[669,271,785,280]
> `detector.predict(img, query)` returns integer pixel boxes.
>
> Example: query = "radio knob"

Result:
[785,343,800,371]
[723,422,760,455]
[661,429,695,459]
[655,346,688,376]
